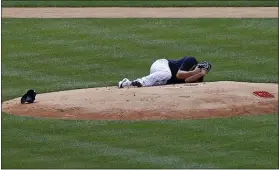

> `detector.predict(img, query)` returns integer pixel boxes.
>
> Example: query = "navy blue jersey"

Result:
[166,56,198,84]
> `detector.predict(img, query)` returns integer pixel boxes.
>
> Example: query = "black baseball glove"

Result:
[21,89,36,104]
[197,61,212,72]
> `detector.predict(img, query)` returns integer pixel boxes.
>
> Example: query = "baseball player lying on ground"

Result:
[118,56,212,88]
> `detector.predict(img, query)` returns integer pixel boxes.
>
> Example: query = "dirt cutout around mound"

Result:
[2,7,278,120]
[2,82,278,120]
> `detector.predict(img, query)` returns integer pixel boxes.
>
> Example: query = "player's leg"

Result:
[132,59,172,87]
[118,59,171,88]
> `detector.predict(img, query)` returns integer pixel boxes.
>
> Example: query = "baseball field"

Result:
[1,0,278,168]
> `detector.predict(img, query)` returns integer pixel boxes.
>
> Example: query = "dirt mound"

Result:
[2,81,278,120]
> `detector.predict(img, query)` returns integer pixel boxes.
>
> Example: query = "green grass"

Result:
[2,0,278,7]
[2,114,278,168]
[1,18,278,168]
[2,19,278,100]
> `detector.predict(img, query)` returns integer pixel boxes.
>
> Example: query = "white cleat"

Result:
[118,78,132,88]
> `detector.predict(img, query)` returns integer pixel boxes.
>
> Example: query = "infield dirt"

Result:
[2,82,278,120]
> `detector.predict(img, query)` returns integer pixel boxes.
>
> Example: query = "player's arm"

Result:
[176,66,200,79]
[184,69,207,83]
[176,57,200,79]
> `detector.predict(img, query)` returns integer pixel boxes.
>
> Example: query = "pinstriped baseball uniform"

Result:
[140,56,199,86]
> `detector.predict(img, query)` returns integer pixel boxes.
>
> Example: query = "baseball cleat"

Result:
[131,79,143,87]
[118,78,131,88]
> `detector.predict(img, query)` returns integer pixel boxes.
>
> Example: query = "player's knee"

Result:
[160,71,172,81]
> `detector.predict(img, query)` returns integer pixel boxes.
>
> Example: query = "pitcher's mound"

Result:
[2,81,278,120]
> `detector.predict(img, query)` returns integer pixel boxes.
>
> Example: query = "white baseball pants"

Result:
[140,59,172,87]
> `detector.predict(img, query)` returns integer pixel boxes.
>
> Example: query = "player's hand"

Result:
[201,69,207,75]
[193,66,201,73]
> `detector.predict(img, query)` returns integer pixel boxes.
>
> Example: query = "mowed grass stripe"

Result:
[2,0,278,7]
[2,113,277,168]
